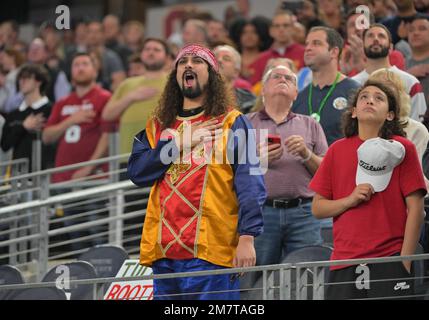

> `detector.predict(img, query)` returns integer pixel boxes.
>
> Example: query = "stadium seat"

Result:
[9,287,67,300]
[282,245,332,300]
[78,244,128,278]
[282,245,333,263]
[0,265,25,300]
[41,261,97,300]
[78,244,129,294]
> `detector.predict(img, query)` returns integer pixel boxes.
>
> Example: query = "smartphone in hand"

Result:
[268,134,281,145]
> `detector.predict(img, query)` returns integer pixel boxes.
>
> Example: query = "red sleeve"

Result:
[409,82,423,97]
[98,91,112,113]
[45,100,64,127]
[399,139,427,197]
[309,144,334,199]
[389,50,405,70]
[295,47,305,71]
[249,54,269,85]
[234,78,253,91]
[347,69,359,77]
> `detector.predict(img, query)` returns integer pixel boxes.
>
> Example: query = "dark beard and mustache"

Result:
[74,77,95,87]
[180,72,206,99]
[364,45,390,59]
[181,81,204,98]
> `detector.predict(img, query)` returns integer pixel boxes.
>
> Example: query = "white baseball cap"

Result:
[356,138,405,192]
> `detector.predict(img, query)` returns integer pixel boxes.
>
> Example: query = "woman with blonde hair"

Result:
[369,68,429,161]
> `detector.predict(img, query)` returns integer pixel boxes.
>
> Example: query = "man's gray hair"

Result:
[262,65,297,84]
[214,45,242,71]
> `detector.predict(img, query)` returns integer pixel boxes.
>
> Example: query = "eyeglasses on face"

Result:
[270,72,296,84]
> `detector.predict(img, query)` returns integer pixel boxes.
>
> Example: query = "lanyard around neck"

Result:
[307,72,341,122]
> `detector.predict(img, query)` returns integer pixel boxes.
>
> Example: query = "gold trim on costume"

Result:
[166,177,200,213]
[162,221,194,255]
[166,163,192,184]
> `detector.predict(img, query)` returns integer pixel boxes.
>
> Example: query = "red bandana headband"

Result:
[175,44,219,73]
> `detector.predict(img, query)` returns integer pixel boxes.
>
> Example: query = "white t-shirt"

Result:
[352,66,427,122]
[404,117,429,162]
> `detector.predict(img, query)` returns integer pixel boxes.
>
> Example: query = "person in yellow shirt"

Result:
[102,38,171,159]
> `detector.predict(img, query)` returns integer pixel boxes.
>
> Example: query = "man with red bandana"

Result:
[128,44,266,300]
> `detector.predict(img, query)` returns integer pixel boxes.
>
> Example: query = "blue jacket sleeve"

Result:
[228,115,266,237]
[127,130,180,187]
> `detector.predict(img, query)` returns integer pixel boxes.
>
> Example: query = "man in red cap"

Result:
[128,44,266,300]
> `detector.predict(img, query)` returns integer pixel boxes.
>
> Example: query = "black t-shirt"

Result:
[1,97,55,171]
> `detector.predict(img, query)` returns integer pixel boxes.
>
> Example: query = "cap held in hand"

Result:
[356,137,405,192]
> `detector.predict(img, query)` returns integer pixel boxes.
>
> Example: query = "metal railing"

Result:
[0,254,428,300]
[0,132,127,203]
[0,180,149,279]
[0,153,149,280]
[0,158,30,205]
[0,131,147,281]
[1,131,429,300]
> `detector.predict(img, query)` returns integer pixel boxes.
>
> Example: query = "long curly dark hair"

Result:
[342,80,406,139]
[228,16,273,53]
[153,65,236,129]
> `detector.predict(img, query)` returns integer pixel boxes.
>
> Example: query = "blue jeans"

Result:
[255,202,323,266]
[152,258,240,300]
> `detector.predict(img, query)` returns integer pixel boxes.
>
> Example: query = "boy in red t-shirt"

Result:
[310,80,427,299]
